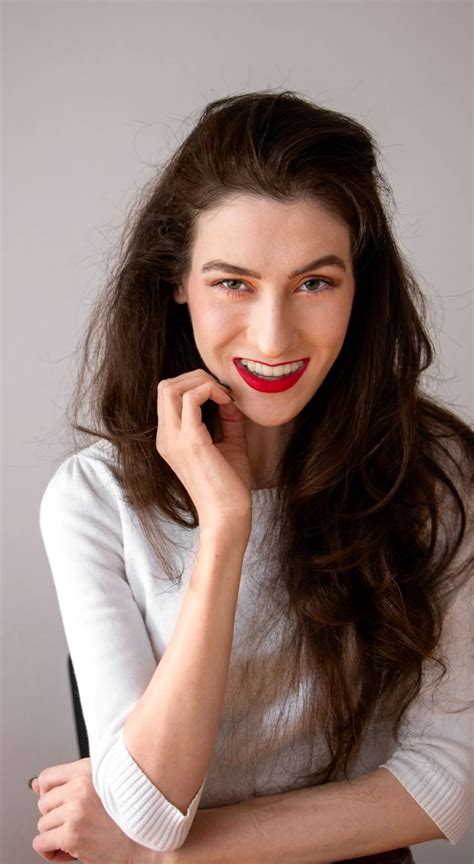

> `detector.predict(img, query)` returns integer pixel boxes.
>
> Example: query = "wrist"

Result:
[199,519,251,549]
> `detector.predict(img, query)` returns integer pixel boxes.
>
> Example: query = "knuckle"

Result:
[184,381,205,397]
[81,758,92,775]
[69,776,86,800]
[76,775,90,794]
[70,798,86,820]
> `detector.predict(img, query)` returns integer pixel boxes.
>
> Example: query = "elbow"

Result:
[94,766,197,853]
[380,754,472,846]
[92,732,204,852]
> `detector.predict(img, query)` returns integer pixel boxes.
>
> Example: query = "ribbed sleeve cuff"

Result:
[95,727,206,852]
[379,750,472,845]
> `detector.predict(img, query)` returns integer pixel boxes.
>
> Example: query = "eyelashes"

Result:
[212,277,336,297]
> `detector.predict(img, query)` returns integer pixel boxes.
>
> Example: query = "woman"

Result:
[31,90,473,864]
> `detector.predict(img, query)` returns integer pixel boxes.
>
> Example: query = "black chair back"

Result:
[67,655,89,758]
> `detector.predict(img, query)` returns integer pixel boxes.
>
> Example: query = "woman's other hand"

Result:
[31,757,139,864]
[31,756,92,797]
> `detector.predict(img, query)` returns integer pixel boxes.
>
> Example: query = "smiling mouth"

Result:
[236,357,308,379]
[232,357,309,392]
[237,357,308,366]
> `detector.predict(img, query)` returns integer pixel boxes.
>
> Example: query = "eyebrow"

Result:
[201,255,347,278]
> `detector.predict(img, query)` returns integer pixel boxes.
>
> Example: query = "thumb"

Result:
[218,398,248,444]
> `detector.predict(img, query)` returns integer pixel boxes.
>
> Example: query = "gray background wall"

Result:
[2,1,472,862]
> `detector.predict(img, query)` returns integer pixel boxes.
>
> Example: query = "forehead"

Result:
[192,194,351,260]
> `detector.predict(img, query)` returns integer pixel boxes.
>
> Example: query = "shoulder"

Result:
[425,429,473,555]
[39,438,123,530]
[429,431,474,630]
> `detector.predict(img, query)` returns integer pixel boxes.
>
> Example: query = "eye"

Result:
[215,279,247,294]
[300,277,334,294]
[213,277,335,296]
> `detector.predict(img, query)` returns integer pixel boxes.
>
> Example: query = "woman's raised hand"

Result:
[156,369,253,531]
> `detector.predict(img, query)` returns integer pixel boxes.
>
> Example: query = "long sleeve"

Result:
[39,451,206,851]
[379,568,473,846]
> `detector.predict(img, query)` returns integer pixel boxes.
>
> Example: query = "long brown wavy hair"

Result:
[62,90,473,796]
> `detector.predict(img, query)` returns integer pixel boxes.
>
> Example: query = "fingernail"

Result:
[28,776,37,790]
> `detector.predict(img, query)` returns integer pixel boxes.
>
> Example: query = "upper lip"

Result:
[235,357,308,367]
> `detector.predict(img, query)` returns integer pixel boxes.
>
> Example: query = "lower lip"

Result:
[233,359,309,392]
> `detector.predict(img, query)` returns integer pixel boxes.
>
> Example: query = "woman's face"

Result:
[174,194,356,430]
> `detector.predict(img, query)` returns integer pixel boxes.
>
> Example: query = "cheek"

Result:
[309,306,352,350]
[192,304,236,337]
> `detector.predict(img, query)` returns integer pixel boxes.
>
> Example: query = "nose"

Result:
[248,297,301,361]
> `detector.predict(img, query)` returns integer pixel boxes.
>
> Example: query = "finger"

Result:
[217,398,248,443]
[49,854,77,863]
[32,828,77,861]
[158,374,230,441]
[157,376,200,439]
[37,801,67,832]
[157,371,207,419]
[173,370,231,396]
[157,379,187,439]
[35,760,89,797]
[181,381,230,436]
[36,770,68,797]
[35,767,67,796]
[37,783,66,816]
[157,368,229,404]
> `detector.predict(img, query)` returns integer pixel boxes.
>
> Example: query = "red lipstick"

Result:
[233,358,309,393]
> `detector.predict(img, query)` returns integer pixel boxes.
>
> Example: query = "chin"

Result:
[243,405,300,426]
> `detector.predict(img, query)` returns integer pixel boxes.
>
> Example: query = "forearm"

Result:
[136,767,445,864]
[123,522,249,816]
[233,768,445,863]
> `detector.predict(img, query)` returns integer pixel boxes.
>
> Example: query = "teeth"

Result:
[240,359,304,378]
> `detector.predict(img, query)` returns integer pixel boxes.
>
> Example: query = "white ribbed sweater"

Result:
[39,439,473,852]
